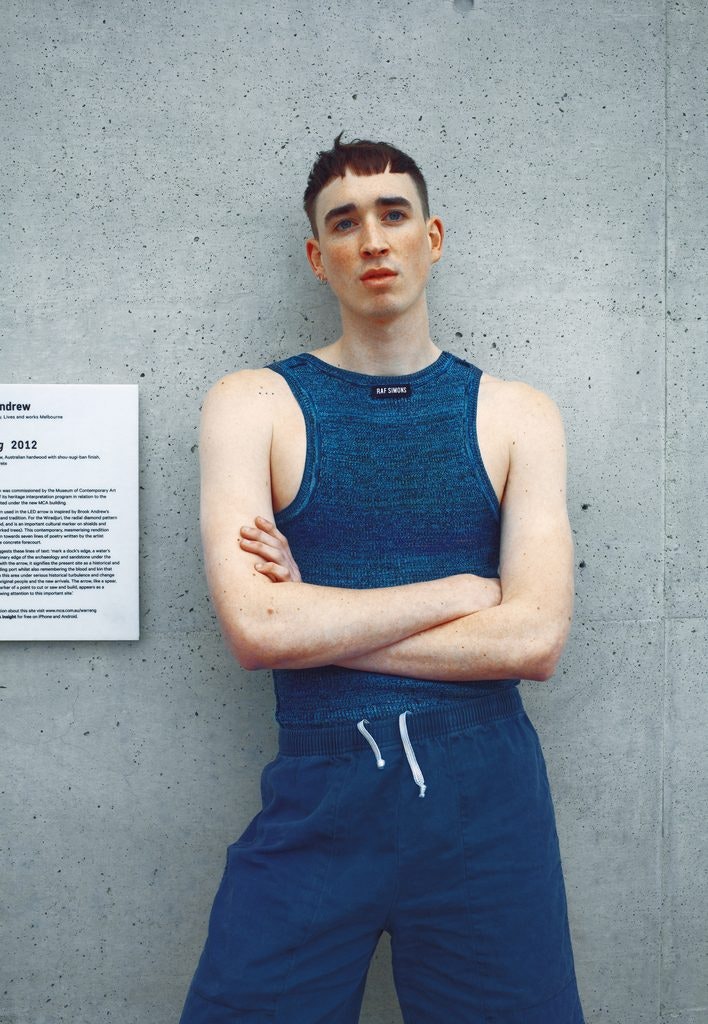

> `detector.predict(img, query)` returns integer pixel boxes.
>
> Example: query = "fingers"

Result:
[239,521,285,548]
[254,561,290,582]
[254,515,287,541]
[239,517,300,584]
[239,535,280,559]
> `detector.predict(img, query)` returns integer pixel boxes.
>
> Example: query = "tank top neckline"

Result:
[298,349,456,387]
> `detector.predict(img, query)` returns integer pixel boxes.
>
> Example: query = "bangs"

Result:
[304,133,429,233]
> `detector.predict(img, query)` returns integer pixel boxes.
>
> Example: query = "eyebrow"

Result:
[323,195,413,226]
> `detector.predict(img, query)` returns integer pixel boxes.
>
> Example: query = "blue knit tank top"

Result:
[266,349,519,726]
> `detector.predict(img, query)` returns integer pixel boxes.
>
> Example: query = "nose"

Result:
[360,218,390,258]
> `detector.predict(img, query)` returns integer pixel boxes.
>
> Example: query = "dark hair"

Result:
[303,132,430,235]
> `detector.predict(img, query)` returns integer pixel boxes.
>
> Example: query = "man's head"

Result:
[303,133,430,238]
[303,135,443,325]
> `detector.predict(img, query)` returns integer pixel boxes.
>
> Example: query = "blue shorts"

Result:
[180,689,584,1023]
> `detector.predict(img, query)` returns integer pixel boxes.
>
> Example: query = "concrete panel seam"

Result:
[659,4,668,1023]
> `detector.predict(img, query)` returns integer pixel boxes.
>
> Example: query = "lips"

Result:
[361,268,397,281]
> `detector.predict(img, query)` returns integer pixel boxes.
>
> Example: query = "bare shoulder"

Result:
[201,366,294,429]
[479,372,565,442]
[203,366,289,408]
[200,368,288,520]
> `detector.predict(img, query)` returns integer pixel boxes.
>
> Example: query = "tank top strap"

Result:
[266,355,321,524]
[459,359,499,519]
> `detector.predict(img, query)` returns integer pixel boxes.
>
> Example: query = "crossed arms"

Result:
[200,369,574,683]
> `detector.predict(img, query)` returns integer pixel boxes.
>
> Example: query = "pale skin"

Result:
[201,168,574,681]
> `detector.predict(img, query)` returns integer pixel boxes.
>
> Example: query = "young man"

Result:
[180,136,584,1023]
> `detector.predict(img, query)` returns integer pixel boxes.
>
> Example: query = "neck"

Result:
[315,299,441,375]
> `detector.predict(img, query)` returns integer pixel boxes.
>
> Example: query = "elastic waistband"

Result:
[278,688,524,757]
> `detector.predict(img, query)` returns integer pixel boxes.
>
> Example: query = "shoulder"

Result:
[201,366,293,424]
[204,366,288,402]
[479,372,565,440]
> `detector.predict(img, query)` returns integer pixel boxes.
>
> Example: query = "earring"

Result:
[318,275,328,285]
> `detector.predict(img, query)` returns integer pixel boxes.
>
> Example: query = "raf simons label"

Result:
[370,384,412,399]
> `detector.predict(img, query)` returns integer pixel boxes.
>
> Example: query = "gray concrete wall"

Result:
[1,1,705,1022]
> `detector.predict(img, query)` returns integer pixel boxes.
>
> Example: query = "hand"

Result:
[239,516,302,583]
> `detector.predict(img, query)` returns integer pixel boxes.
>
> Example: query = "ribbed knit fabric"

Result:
[266,349,519,726]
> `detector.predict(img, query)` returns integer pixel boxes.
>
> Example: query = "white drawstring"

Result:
[399,712,427,798]
[356,713,427,797]
[357,719,385,768]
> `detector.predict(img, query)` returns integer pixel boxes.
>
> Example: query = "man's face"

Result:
[306,169,443,323]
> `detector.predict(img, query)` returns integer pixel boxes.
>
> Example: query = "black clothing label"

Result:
[370,384,412,399]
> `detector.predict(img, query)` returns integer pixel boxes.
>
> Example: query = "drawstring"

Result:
[357,720,385,768]
[398,712,427,798]
[356,713,427,798]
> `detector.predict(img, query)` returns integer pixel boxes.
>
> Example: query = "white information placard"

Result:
[0,385,139,640]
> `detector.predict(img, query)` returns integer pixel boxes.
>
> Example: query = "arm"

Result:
[336,384,574,681]
[201,369,501,672]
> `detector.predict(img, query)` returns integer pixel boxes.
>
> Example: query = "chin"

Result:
[366,302,405,322]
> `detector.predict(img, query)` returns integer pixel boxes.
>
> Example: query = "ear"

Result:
[427,216,444,264]
[305,236,325,279]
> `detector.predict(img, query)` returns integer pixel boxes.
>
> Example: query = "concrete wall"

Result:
[1,1,705,1021]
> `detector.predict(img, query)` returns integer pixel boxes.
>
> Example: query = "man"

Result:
[180,135,584,1023]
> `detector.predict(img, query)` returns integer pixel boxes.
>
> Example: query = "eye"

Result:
[384,210,406,222]
[334,218,355,232]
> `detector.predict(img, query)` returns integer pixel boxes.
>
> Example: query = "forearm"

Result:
[336,598,572,682]
[213,569,498,671]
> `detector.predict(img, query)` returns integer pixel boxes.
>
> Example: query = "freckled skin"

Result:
[305,170,443,335]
